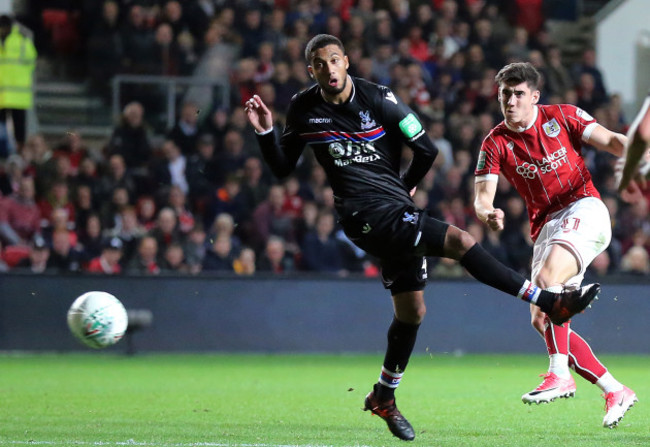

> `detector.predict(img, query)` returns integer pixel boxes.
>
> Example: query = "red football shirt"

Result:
[475,104,601,241]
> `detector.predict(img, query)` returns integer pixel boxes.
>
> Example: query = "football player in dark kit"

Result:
[245,34,601,441]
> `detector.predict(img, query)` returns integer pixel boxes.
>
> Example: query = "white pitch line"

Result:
[4,441,373,447]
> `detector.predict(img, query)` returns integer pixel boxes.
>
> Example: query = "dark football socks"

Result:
[376,316,420,401]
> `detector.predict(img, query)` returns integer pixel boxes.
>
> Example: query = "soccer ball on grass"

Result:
[67,291,129,349]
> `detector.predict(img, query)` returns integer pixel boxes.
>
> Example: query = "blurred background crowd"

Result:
[1,0,649,278]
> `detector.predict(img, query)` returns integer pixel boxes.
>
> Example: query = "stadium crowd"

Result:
[1,0,649,277]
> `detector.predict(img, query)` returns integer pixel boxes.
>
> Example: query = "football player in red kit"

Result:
[474,62,637,428]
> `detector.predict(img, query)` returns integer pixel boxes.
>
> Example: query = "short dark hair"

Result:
[304,34,345,63]
[494,62,540,90]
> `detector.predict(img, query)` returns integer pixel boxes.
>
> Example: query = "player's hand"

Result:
[244,95,274,134]
[409,186,417,197]
[486,208,505,231]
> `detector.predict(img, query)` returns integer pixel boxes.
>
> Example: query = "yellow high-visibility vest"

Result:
[0,24,37,109]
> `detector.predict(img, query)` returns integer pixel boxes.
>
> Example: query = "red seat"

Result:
[41,9,80,54]
[2,244,30,267]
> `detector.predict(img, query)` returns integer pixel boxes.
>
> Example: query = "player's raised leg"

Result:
[423,222,600,325]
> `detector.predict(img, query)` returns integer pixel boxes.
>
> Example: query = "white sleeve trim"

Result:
[475,173,499,183]
[582,122,599,142]
[255,127,274,136]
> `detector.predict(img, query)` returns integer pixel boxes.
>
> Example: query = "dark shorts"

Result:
[337,201,449,294]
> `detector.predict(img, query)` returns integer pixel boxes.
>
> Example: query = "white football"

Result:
[67,291,129,349]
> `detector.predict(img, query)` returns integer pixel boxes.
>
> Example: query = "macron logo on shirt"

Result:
[309,117,332,124]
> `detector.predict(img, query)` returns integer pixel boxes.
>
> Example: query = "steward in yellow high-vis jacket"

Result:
[0,14,37,148]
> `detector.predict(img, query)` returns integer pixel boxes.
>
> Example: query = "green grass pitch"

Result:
[0,353,647,446]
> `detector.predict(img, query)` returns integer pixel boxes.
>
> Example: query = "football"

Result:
[67,291,129,349]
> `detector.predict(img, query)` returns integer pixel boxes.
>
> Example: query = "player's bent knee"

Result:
[443,227,476,258]
[393,292,426,325]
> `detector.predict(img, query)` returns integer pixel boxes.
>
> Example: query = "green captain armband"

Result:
[399,113,423,139]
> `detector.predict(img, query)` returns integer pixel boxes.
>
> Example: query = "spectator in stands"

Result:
[166,185,195,235]
[149,22,181,76]
[53,131,89,177]
[470,18,503,69]
[227,106,260,150]
[106,205,145,264]
[218,131,251,179]
[121,5,155,75]
[14,235,51,274]
[240,156,270,216]
[263,9,289,54]
[184,1,212,44]
[231,58,259,109]
[544,44,573,99]
[0,153,27,196]
[151,140,189,200]
[370,40,397,87]
[149,207,184,262]
[281,176,304,219]
[0,14,37,152]
[24,134,52,182]
[572,47,607,100]
[86,0,123,101]
[210,211,242,253]
[257,235,295,274]
[73,183,96,233]
[503,26,530,62]
[205,174,247,229]
[160,242,189,274]
[75,156,101,199]
[176,30,199,75]
[106,102,152,173]
[240,9,265,59]
[126,235,160,275]
[300,211,344,274]
[576,72,607,114]
[186,133,219,207]
[233,246,256,275]
[136,195,157,231]
[427,120,453,174]
[620,245,650,276]
[85,236,123,274]
[247,184,296,253]
[200,108,228,152]
[201,233,236,272]
[37,178,75,228]
[100,185,130,232]
[160,0,188,39]
[78,213,103,265]
[168,101,199,155]
[0,176,41,245]
[183,223,206,274]
[47,228,82,273]
[585,251,611,281]
[254,41,275,84]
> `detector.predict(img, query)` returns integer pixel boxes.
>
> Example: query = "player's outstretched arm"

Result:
[474,179,505,231]
[245,95,274,133]
[586,124,627,157]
